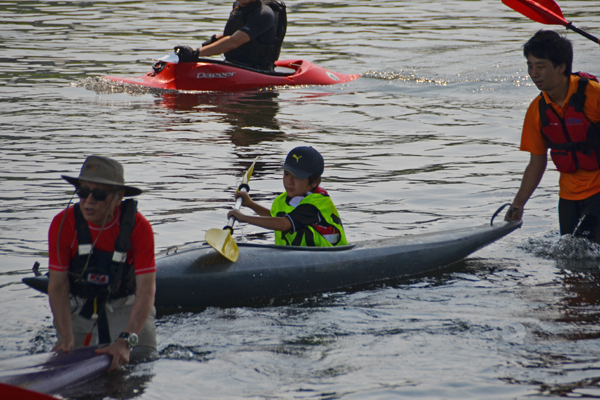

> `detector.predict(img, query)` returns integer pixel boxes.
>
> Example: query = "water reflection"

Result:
[556,260,600,339]
[59,364,154,400]
[155,91,284,148]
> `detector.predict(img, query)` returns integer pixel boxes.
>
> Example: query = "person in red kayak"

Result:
[228,146,348,247]
[47,156,157,371]
[506,30,600,243]
[174,0,286,71]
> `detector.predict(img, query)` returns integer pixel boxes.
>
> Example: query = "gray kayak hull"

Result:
[22,221,520,310]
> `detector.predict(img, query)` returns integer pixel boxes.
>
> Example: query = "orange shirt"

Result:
[521,75,600,200]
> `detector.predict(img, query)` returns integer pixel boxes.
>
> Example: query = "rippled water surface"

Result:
[2,1,600,399]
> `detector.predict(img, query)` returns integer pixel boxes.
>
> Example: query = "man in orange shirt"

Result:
[506,30,600,243]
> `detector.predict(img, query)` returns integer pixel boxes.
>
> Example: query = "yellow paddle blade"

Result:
[238,157,258,189]
[205,228,239,262]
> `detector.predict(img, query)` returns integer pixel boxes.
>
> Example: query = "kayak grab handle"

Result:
[490,203,512,226]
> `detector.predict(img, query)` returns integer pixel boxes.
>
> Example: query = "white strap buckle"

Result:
[112,251,127,263]
[78,244,93,255]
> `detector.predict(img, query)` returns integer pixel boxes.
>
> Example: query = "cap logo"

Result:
[85,164,99,172]
[292,154,302,162]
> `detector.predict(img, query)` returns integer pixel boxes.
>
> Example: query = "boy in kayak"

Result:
[228,146,348,246]
[505,30,600,243]
[174,0,286,71]
[48,156,157,371]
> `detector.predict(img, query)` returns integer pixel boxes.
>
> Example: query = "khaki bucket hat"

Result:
[61,155,142,197]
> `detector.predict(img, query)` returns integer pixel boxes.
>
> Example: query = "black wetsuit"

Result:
[223,0,279,71]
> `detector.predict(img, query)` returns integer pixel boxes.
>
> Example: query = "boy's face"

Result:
[283,170,313,198]
[526,54,566,92]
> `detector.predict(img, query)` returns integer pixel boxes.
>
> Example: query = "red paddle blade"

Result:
[503,0,568,26]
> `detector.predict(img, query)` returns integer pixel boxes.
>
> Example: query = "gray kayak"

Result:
[22,219,521,310]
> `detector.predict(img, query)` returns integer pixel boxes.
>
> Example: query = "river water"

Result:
[2,0,600,399]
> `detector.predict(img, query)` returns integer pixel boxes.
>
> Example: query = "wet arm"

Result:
[506,153,547,221]
[198,31,250,57]
[229,211,292,232]
[48,270,74,351]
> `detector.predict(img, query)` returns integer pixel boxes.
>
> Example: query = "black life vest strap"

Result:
[73,203,93,250]
[115,199,136,253]
[109,199,137,296]
[570,78,588,112]
[72,199,137,256]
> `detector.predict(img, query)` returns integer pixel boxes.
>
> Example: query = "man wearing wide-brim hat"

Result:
[47,155,157,371]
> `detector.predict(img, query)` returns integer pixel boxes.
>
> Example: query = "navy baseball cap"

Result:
[282,146,324,179]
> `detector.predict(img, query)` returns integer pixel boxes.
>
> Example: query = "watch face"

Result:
[128,333,139,347]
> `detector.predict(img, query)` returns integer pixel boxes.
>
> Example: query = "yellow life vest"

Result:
[270,188,348,247]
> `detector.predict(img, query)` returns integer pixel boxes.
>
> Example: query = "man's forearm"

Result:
[512,153,547,208]
[123,273,155,335]
[48,271,73,343]
[198,31,250,57]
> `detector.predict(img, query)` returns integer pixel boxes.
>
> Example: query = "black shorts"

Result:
[558,190,600,243]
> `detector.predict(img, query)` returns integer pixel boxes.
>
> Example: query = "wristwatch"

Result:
[118,332,139,350]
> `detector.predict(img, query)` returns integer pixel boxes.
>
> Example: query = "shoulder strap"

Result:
[114,199,137,253]
[574,71,599,83]
[569,77,588,112]
[264,0,287,46]
[538,94,550,127]
[73,203,93,255]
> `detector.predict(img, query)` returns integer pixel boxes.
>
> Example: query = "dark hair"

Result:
[308,173,320,187]
[523,30,572,77]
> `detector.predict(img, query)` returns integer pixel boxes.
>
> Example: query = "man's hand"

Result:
[202,35,218,47]
[96,339,130,372]
[173,45,200,62]
[52,336,75,352]
[505,205,523,221]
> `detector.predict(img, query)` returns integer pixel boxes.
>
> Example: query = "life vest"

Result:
[270,187,348,247]
[539,74,600,174]
[223,0,286,71]
[69,199,137,301]
[265,0,286,62]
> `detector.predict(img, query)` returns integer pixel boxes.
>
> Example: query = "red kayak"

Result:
[103,54,360,92]
[0,383,57,400]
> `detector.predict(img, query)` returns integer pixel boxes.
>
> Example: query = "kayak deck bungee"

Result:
[22,220,521,310]
[102,55,360,92]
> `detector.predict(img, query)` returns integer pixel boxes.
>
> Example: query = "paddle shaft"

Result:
[566,22,600,45]
[225,186,248,231]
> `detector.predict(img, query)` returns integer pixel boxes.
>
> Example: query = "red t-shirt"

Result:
[48,203,156,275]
